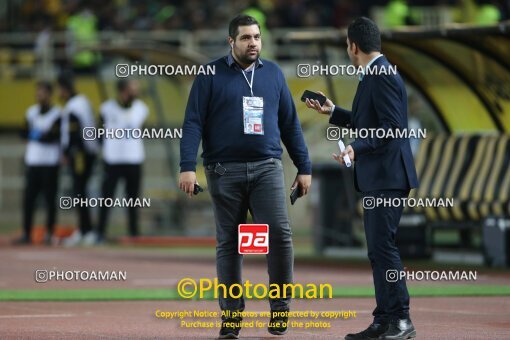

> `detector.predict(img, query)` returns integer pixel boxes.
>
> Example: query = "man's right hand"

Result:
[179,171,197,197]
[305,91,334,115]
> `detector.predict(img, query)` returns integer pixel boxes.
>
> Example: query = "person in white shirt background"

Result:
[15,81,61,245]
[96,79,148,243]
[58,73,99,246]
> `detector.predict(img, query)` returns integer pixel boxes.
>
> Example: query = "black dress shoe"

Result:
[218,317,242,339]
[379,319,416,339]
[345,323,389,340]
[268,309,289,335]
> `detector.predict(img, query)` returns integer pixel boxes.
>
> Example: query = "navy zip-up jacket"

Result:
[180,54,311,174]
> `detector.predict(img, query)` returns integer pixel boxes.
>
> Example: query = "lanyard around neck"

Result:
[242,65,255,97]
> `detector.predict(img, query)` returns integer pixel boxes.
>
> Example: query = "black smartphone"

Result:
[290,186,302,205]
[301,90,327,106]
[193,183,203,195]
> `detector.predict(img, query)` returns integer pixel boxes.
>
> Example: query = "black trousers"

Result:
[98,163,142,238]
[70,151,95,234]
[23,165,59,239]
[362,189,410,324]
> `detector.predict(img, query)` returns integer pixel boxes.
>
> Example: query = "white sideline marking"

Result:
[413,307,493,315]
[131,278,179,286]
[0,313,76,319]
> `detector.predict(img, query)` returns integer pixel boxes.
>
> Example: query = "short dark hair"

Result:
[57,72,75,92]
[37,80,53,93]
[228,14,260,40]
[347,17,381,54]
[117,79,129,92]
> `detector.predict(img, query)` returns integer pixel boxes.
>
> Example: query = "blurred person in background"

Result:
[407,93,426,158]
[475,0,502,24]
[58,73,99,246]
[66,1,100,73]
[242,0,274,58]
[14,81,61,245]
[96,79,148,244]
[384,0,411,27]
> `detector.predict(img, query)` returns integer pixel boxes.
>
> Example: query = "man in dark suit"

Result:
[306,17,418,340]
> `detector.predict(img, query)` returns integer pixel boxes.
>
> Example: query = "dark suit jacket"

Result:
[329,56,419,192]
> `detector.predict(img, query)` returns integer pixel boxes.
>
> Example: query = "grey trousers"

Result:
[205,158,293,314]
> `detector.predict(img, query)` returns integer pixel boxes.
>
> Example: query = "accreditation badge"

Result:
[243,96,264,135]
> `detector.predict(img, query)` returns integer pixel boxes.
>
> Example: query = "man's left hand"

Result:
[333,145,355,165]
[291,174,312,197]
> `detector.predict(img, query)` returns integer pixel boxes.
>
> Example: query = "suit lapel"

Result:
[353,56,387,113]
[351,56,388,126]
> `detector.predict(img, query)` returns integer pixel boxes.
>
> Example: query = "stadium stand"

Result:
[350,134,510,249]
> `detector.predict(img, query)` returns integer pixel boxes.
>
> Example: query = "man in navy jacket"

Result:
[307,17,418,340]
[180,14,311,339]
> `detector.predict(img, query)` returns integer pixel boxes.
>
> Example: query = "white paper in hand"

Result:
[338,140,352,167]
